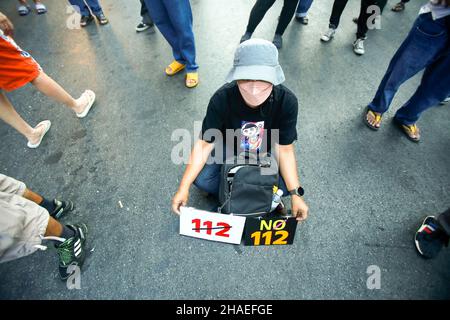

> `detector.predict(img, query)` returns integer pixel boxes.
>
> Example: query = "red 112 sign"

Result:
[180,207,246,244]
[192,219,231,238]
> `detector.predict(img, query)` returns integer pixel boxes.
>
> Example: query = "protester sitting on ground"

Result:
[415,208,450,259]
[68,0,108,27]
[240,0,298,49]
[144,0,199,88]
[364,0,450,142]
[0,173,88,280]
[171,39,308,221]
[321,0,388,55]
[0,12,96,149]
[17,0,46,15]
[136,0,155,32]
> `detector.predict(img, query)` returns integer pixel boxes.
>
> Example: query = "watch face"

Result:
[290,187,304,197]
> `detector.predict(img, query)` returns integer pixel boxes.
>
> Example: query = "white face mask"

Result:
[237,80,273,107]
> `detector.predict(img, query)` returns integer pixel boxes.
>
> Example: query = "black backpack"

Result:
[218,152,279,216]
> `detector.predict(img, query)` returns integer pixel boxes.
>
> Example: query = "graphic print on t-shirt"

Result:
[240,121,264,152]
[0,34,31,58]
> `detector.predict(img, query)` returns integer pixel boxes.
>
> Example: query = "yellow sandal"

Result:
[165,60,185,76]
[185,72,199,88]
[398,122,421,142]
[365,109,382,130]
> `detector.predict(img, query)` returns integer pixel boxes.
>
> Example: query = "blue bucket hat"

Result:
[225,38,285,85]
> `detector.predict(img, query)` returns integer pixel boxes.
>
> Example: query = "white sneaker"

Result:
[136,22,150,32]
[321,28,336,42]
[440,96,450,105]
[353,38,365,55]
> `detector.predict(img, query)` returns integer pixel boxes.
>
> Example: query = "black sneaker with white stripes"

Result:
[55,224,88,280]
[50,199,74,220]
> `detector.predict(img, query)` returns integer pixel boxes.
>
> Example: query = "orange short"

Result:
[0,32,41,92]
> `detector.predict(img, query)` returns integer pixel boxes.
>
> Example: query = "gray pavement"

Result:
[0,0,449,300]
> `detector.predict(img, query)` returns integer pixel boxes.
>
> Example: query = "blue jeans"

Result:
[68,0,103,16]
[296,0,313,17]
[144,0,198,72]
[194,162,289,197]
[368,13,450,125]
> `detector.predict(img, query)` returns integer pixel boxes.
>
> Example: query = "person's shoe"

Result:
[321,28,336,42]
[392,1,406,12]
[34,2,47,14]
[353,38,365,55]
[240,32,252,43]
[95,12,109,25]
[272,34,283,49]
[50,200,75,220]
[415,216,449,259]
[440,96,450,105]
[75,90,96,118]
[80,15,94,27]
[27,120,51,149]
[136,22,151,32]
[295,14,309,25]
[55,224,88,280]
[185,72,199,88]
[17,4,31,16]
[393,118,421,142]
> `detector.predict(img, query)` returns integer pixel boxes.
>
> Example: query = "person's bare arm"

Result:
[277,143,309,221]
[0,12,14,37]
[171,139,215,214]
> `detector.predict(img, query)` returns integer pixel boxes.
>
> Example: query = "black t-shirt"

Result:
[201,82,298,156]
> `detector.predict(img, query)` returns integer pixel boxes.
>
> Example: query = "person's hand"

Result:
[291,195,308,221]
[0,12,14,37]
[171,187,189,215]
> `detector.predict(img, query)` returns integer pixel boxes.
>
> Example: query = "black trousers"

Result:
[328,0,387,39]
[245,0,298,36]
[140,0,153,25]
[438,208,450,237]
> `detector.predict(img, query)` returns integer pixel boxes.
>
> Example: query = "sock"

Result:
[50,225,75,246]
[39,198,57,214]
[60,225,75,241]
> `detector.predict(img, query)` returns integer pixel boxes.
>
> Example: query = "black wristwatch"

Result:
[289,186,305,197]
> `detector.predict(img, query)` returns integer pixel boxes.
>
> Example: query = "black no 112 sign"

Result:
[243,216,298,246]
